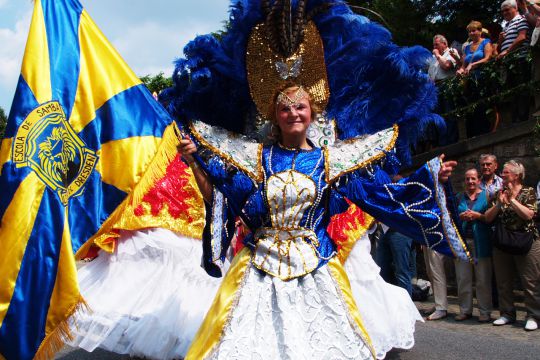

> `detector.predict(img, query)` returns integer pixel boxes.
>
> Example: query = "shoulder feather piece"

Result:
[161,0,444,165]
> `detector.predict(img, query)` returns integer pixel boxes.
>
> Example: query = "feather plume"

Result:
[163,0,443,165]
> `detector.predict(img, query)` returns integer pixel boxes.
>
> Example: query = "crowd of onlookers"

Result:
[425,0,538,146]
[429,0,536,83]
[371,0,540,329]
[375,154,540,331]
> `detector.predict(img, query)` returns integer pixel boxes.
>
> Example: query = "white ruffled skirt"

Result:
[204,257,374,360]
[68,229,421,359]
[345,235,423,359]
[68,228,222,359]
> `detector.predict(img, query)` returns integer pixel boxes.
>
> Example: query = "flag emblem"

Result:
[12,101,98,205]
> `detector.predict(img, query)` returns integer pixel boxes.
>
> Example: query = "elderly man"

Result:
[428,34,460,81]
[428,34,460,145]
[479,154,504,201]
[498,0,531,59]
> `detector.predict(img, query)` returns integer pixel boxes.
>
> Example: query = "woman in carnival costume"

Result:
[68,1,470,359]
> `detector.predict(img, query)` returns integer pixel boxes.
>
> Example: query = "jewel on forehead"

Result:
[276,87,309,107]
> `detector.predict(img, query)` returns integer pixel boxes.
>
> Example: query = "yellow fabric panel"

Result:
[69,10,141,132]
[21,0,51,104]
[327,258,376,359]
[186,248,252,360]
[76,124,201,257]
[0,174,46,328]
[95,136,160,193]
[0,138,13,176]
[44,213,79,334]
[337,215,374,264]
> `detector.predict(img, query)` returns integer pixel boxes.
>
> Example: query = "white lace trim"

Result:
[209,263,373,360]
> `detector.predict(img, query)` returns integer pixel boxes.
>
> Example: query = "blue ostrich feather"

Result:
[163,0,443,165]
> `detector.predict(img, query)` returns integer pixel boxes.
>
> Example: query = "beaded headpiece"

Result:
[167,0,444,164]
[275,86,309,107]
[246,14,330,119]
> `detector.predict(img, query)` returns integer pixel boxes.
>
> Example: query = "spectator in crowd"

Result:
[457,21,493,76]
[517,0,540,29]
[423,246,449,320]
[429,35,460,81]
[498,0,531,58]
[500,1,533,123]
[455,168,493,322]
[485,160,540,331]
[376,229,415,297]
[479,154,504,201]
[427,34,460,146]
[457,21,494,137]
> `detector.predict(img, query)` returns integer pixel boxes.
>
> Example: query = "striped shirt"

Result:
[479,174,503,201]
[500,14,530,52]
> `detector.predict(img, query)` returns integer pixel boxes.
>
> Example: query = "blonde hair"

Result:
[466,21,483,32]
[268,83,320,123]
[503,160,525,181]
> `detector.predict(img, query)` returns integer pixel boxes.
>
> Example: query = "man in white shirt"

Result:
[428,35,460,81]
[428,34,460,146]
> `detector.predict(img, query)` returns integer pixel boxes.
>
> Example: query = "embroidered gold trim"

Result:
[252,228,321,281]
[265,170,318,227]
[189,121,264,182]
[324,124,399,183]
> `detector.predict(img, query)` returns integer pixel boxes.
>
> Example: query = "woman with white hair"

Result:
[485,160,540,331]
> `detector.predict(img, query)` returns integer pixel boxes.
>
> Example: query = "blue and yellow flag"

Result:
[0,1,205,359]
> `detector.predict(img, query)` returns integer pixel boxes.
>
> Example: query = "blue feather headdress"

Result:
[160,0,443,165]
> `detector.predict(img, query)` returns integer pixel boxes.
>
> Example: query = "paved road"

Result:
[56,323,540,360]
[57,295,540,360]
[387,320,540,359]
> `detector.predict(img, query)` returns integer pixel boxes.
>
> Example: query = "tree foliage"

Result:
[139,72,173,95]
[349,0,501,48]
[0,106,7,139]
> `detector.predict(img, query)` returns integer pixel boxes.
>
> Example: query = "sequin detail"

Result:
[190,120,263,182]
[324,124,398,183]
[210,189,225,268]
[246,21,330,119]
[253,170,320,280]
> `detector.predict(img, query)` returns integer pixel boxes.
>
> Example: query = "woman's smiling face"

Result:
[275,91,312,139]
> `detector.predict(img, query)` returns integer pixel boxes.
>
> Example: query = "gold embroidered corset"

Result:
[252,169,322,280]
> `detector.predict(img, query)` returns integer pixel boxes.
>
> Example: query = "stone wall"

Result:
[449,125,538,193]
[408,47,540,193]
[409,119,539,193]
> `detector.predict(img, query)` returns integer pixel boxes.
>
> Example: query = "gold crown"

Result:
[246,21,330,119]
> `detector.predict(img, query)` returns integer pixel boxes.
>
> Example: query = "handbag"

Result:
[492,221,534,255]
